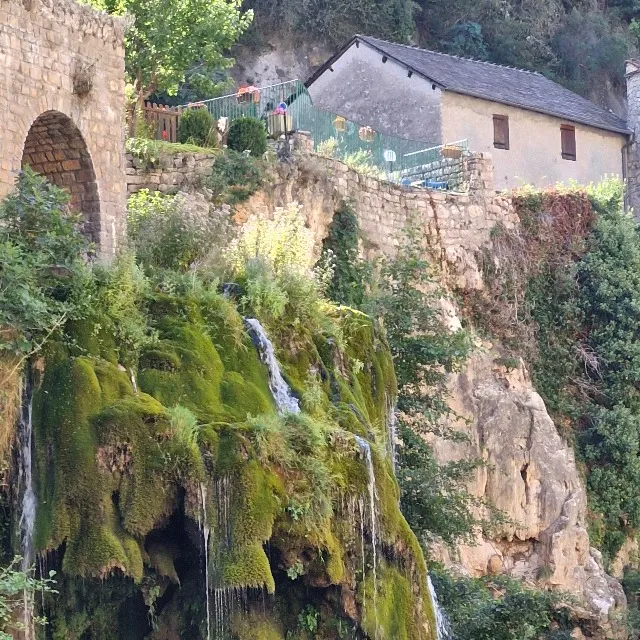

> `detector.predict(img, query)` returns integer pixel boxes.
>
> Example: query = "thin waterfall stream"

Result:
[18,376,36,640]
[199,483,212,640]
[428,575,452,640]
[244,318,300,415]
[354,435,380,639]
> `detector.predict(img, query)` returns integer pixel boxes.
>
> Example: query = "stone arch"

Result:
[21,110,101,243]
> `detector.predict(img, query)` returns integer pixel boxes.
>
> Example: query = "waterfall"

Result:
[427,575,452,640]
[244,318,300,415]
[199,483,212,640]
[354,436,380,639]
[387,402,398,471]
[18,377,36,640]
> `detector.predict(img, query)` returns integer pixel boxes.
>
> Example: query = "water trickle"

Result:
[129,368,138,394]
[208,475,237,639]
[244,318,300,415]
[199,483,212,640]
[387,402,398,471]
[354,436,380,639]
[18,377,36,640]
[428,575,452,640]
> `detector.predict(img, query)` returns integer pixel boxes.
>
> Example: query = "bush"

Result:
[431,567,575,640]
[178,107,215,147]
[127,190,232,272]
[227,117,268,157]
[207,150,264,204]
[0,168,92,357]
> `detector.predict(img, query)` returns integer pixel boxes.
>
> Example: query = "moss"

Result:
[359,561,433,640]
[67,315,119,364]
[34,356,104,552]
[341,310,397,434]
[221,371,273,419]
[232,460,279,546]
[231,610,283,640]
[220,541,275,592]
[94,394,179,537]
[324,529,346,584]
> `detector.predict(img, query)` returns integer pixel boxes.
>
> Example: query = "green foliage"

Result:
[397,422,501,545]
[623,566,640,638]
[207,149,264,204]
[318,203,370,308]
[363,220,471,431]
[0,557,56,640]
[0,168,92,357]
[470,179,640,562]
[85,0,252,102]
[178,108,216,147]
[551,9,628,95]
[227,117,268,157]
[432,567,574,640]
[127,190,232,272]
[246,0,416,45]
[92,252,155,366]
[125,137,214,170]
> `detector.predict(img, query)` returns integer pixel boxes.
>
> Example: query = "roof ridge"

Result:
[357,34,543,77]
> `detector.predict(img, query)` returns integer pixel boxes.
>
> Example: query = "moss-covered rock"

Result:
[29,290,434,639]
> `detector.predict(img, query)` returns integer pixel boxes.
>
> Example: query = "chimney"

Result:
[625,60,640,215]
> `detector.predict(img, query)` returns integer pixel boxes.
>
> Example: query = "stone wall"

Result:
[0,0,127,254]
[126,152,217,195]
[125,143,514,288]
[234,149,515,289]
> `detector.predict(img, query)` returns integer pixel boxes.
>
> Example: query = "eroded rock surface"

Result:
[427,348,626,638]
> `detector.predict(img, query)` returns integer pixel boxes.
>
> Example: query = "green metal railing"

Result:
[185,80,469,190]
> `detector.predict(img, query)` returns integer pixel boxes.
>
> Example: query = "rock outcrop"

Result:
[428,348,626,638]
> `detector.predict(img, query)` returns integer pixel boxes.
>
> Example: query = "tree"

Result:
[0,557,56,639]
[86,0,252,106]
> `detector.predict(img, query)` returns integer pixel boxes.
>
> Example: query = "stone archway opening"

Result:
[21,111,100,243]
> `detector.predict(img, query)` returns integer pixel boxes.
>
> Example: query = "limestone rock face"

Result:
[427,349,626,638]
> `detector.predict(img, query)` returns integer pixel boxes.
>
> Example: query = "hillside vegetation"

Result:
[244,0,638,105]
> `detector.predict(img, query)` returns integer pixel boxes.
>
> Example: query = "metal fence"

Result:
[184,80,469,191]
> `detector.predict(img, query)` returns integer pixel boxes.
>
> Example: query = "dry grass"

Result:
[0,356,21,480]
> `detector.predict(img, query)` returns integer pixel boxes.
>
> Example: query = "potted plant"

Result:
[333,116,346,132]
[358,125,375,142]
[442,144,463,159]
[236,86,260,104]
[267,105,293,137]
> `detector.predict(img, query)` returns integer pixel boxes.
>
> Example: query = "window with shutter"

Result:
[493,115,509,150]
[561,125,576,161]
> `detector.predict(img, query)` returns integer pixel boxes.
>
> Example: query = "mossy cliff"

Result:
[28,291,435,639]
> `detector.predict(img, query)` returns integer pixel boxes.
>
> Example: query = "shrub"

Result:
[178,107,215,147]
[0,168,92,357]
[127,190,232,272]
[227,117,268,157]
[207,150,264,204]
[318,202,370,308]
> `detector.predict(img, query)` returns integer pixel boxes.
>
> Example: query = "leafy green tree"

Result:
[0,168,92,358]
[318,202,370,308]
[0,557,56,640]
[432,568,574,640]
[85,0,252,105]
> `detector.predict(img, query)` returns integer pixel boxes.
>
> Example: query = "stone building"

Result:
[307,36,631,191]
[0,0,127,254]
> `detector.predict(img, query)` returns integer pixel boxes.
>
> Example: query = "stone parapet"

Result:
[125,152,217,195]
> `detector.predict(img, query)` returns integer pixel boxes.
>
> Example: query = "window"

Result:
[493,115,509,150]
[561,124,576,161]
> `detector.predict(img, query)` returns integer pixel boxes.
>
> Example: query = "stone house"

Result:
[307,35,631,191]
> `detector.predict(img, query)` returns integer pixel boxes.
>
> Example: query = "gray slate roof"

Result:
[346,36,630,135]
